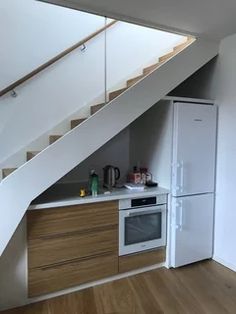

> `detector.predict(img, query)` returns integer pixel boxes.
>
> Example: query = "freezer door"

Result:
[171,193,214,268]
[172,102,217,197]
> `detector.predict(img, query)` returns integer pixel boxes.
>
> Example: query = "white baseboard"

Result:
[213,255,236,272]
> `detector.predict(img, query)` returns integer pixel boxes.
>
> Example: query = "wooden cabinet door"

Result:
[29,253,118,297]
[29,226,118,269]
[27,201,118,239]
[27,201,119,297]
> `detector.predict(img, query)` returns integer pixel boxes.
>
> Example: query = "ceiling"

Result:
[39,0,236,40]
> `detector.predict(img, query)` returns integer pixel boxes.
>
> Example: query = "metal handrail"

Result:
[0,20,117,97]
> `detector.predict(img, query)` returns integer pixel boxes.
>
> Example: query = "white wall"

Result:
[209,34,236,271]
[0,0,105,90]
[0,0,185,168]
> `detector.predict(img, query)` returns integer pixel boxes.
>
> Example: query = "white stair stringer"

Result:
[0,38,219,256]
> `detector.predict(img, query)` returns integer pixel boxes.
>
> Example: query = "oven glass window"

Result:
[125,212,162,245]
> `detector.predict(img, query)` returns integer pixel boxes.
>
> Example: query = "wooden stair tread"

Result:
[143,62,161,75]
[174,41,189,52]
[71,118,87,129]
[49,135,62,144]
[127,74,145,87]
[174,37,195,52]
[109,88,127,101]
[159,50,176,62]
[90,103,105,115]
[2,168,17,179]
[27,151,40,161]
[142,39,194,76]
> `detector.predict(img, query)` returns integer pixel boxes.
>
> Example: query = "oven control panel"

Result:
[119,194,167,210]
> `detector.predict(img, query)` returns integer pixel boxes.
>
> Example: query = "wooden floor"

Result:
[2,260,236,314]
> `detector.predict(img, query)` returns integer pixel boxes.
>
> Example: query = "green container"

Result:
[90,170,99,196]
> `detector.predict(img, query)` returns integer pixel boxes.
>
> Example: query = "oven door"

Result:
[119,204,166,256]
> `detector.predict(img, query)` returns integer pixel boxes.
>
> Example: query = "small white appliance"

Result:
[170,102,217,267]
[119,195,167,256]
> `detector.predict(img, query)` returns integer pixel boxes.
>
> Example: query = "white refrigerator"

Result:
[170,102,217,268]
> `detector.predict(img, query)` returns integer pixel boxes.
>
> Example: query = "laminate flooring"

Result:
[2,260,236,314]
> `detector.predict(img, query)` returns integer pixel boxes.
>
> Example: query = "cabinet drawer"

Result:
[29,253,118,297]
[27,201,118,239]
[29,227,118,269]
[119,248,166,273]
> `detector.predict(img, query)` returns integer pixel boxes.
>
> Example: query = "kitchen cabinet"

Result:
[27,201,118,297]
[119,248,165,273]
[29,253,118,297]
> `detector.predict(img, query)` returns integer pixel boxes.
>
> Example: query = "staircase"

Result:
[1,37,193,180]
[0,37,219,256]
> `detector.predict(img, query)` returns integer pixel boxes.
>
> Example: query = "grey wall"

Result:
[169,56,218,99]
[129,100,173,188]
[59,128,130,184]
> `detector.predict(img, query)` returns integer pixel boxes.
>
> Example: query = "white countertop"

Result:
[29,186,169,210]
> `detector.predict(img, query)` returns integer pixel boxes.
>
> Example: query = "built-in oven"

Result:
[119,195,167,256]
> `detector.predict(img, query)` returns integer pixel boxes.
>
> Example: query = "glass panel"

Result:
[75,14,106,112]
[106,20,187,103]
[125,212,162,245]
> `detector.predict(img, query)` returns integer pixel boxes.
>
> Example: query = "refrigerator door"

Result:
[172,102,217,197]
[170,193,214,268]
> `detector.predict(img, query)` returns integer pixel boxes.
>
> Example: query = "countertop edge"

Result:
[29,187,169,210]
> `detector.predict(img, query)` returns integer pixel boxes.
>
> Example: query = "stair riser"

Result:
[143,64,159,75]
[90,103,105,115]
[27,152,40,161]
[49,136,62,145]
[2,168,17,179]
[71,119,87,129]
[127,75,145,87]
[159,51,175,62]
[109,88,127,101]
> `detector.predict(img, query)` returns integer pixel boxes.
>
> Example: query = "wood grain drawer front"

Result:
[28,227,118,269]
[29,253,118,297]
[119,248,166,273]
[27,201,118,239]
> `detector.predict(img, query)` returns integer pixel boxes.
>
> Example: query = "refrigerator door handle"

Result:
[179,205,183,231]
[180,160,184,193]
[176,200,183,231]
[174,161,184,193]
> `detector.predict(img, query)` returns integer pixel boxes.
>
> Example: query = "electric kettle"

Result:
[103,165,120,189]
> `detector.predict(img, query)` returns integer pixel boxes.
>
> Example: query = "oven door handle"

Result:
[127,208,164,217]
